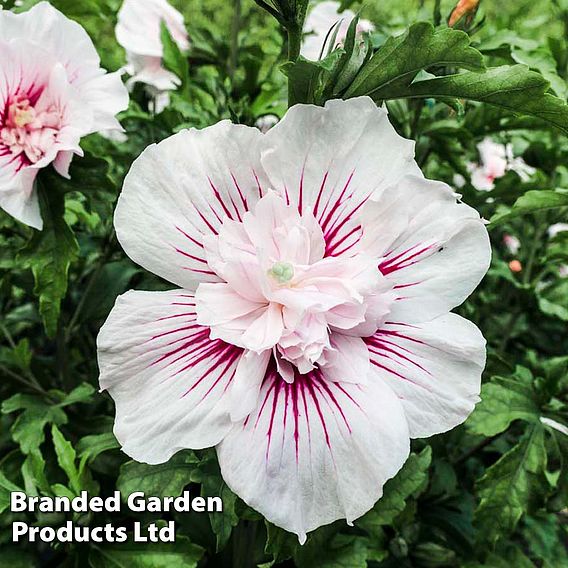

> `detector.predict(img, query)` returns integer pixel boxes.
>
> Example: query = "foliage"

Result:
[1,0,567,567]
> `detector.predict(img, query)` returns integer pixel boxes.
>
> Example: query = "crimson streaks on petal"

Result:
[0,2,128,229]
[99,96,491,541]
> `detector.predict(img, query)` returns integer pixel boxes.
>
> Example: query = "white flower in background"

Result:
[503,234,520,255]
[0,2,128,229]
[98,97,491,542]
[548,223,568,238]
[468,138,535,191]
[301,1,375,60]
[559,265,568,278]
[254,114,279,133]
[453,173,466,189]
[116,0,189,112]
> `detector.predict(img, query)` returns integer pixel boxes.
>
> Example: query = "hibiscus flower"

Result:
[301,1,374,60]
[0,2,129,229]
[468,137,535,192]
[115,0,189,112]
[98,97,491,542]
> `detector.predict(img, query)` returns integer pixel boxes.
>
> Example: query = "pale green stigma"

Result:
[268,261,294,284]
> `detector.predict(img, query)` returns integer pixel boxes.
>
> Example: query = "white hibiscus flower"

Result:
[98,97,491,542]
[0,2,129,229]
[115,0,189,112]
[301,1,375,60]
[468,137,535,192]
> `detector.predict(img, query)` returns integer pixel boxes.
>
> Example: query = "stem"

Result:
[0,364,47,397]
[64,231,115,344]
[0,321,45,392]
[499,219,547,352]
[253,0,283,23]
[286,22,302,106]
[453,433,500,465]
[287,22,302,63]
[228,0,242,80]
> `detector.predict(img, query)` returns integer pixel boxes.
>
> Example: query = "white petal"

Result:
[114,122,269,291]
[323,334,369,384]
[367,313,486,438]
[217,368,409,542]
[116,0,189,58]
[97,289,243,464]
[360,175,491,323]
[0,169,42,230]
[261,97,419,258]
[79,70,129,133]
[230,350,271,422]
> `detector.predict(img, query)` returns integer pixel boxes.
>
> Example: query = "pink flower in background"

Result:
[503,234,520,255]
[98,97,490,541]
[301,1,375,60]
[0,2,128,229]
[116,0,189,111]
[468,138,535,191]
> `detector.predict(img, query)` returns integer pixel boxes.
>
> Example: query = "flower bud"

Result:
[448,0,481,28]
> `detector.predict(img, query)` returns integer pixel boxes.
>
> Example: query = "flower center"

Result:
[268,261,294,284]
[0,97,61,164]
[10,100,37,128]
[196,192,395,377]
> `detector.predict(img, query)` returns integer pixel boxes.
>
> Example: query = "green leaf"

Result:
[295,533,368,568]
[21,449,50,496]
[357,446,432,532]
[265,522,299,564]
[160,21,189,95]
[0,547,37,568]
[282,50,343,106]
[19,185,79,337]
[466,369,540,436]
[201,473,238,551]
[117,451,200,500]
[368,66,568,135]
[2,394,66,454]
[51,424,82,495]
[77,432,120,464]
[88,536,204,568]
[537,278,568,321]
[346,22,485,99]
[57,383,96,407]
[0,470,22,514]
[490,189,568,225]
[475,424,548,544]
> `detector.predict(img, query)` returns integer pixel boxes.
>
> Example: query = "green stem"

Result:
[228,0,242,80]
[64,231,115,345]
[499,219,547,352]
[0,364,47,397]
[286,23,302,106]
[287,22,302,63]
[0,321,45,392]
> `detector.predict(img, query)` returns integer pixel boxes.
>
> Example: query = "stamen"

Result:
[268,261,294,284]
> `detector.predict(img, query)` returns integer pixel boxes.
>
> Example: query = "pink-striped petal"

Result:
[366,313,485,438]
[97,289,245,464]
[114,122,269,292]
[217,364,409,543]
[261,97,420,259]
[360,175,491,323]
